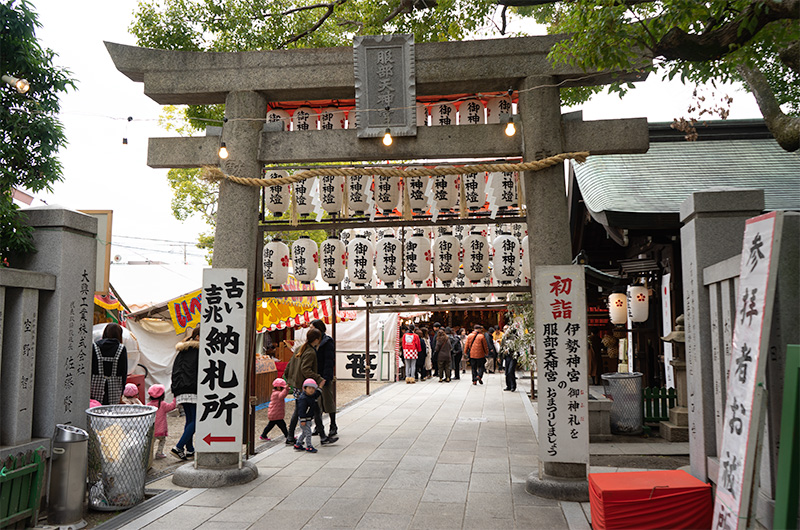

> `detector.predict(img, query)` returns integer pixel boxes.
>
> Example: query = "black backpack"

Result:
[449,335,462,354]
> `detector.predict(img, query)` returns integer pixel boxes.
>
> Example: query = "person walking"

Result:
[434,328,452,382]
[260,378,289,441]
[311,319,338,436]
[170,327,200,460]
[285,329,337,445]
[294,379,322,453]
[416,327,429,381]
[91,323,128,406]
[447,327,462,380]
[500,326,519,391]
[465,325,488,385]
[401,327,421,384]
[430,323,441,378]
[485,327,498,373]
[147,384,176,460]
[121,383,142,405]
[459,328,468,374]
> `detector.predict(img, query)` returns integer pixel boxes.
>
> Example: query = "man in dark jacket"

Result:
[431,322,441,377]
[311,319,338,437]
[448,327,462,380]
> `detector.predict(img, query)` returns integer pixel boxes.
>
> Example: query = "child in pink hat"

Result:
[121,383,143,405]
[147,384,176,459]
[260,378,290,442]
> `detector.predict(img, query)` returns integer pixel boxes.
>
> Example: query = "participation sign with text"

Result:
[197,269,248,453]
[713,212,782,529]
[535,265,589,465]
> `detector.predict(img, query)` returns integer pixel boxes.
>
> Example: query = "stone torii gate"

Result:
[107,35,649,492]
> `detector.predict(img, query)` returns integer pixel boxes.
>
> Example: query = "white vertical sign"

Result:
[536,265,589,465]
[661,273,675,389]
[713,212,782,529]
[197,268,248,453]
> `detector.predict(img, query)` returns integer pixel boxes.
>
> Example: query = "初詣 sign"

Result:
[535,265,589,466]
[197,268,248,453]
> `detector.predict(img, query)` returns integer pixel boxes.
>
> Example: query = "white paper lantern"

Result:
[433,167,458,211]
[374,175,400,214]
[463,232,489,282]
[397,292,412,305]
[458,99,485,125]
[433,232,460,284]
[291,236,318,284]
[293,175,316,217]
[521,235,531,284]
[462,171,487,210]
[405,231,431,285]
[376,235,402,285]
[347,234,374,286]
[319,175,344,213]
[319,107,345,130]
[348,173,370,215]
[628,285,649,323]
[609,292,628,325]
[405,172,428,213]
[492,232,520,284]
[265,109,291,131]
[320,236,346,285]
[292,106,317,131]
[263,239,289,287]
[416,103,428,127]
[490,171,518,208]
[265,170,290,216]
[454,269,471,302]
[341,276,357,304]
[486,96,512,124]
[431,102,456,126]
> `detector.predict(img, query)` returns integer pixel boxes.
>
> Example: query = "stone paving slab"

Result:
[118,374,683,529]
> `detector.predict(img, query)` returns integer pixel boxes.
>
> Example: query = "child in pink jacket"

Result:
[147,384,176,459]
[260,378,290,441]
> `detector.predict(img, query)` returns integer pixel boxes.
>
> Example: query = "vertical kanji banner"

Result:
[197,268,248,454]
[713,212,783,529]
[535,265,589,465]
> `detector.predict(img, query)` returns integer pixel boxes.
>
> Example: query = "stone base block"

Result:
[669,406,689,427]
[172,460,258,488]
[659,420,689,442]
[590,433,613,443]
[525,472,589,502]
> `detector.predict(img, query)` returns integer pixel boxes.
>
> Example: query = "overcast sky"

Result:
[29,0,763,268]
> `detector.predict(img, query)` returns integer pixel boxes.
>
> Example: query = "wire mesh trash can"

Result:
[601,372,644,435]
[86,405,156,510]
[48,424,88,525]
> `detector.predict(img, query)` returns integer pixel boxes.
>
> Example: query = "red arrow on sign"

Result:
[203,433,236,445]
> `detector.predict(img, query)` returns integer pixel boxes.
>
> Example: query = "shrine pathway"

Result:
[127,374,592,529]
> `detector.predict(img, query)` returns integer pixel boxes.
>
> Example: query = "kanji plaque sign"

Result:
[353,34,416,138]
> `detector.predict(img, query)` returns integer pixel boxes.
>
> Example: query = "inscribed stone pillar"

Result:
[14,207,97,436]
[202,90,266,470]
[519,76,584,483]
[679,188,764,481]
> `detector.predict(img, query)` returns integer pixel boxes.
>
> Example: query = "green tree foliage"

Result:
[0,0,74,260]
[523,0,799,151]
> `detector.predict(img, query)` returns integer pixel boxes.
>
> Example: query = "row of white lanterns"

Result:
[608,285,650,324]
[263,230,530,288]
[265,96,513,132]
[264,170,518,216]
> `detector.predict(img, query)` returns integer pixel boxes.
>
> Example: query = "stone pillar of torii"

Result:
[107,35,649,493]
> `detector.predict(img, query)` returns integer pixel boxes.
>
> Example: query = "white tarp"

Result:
[294,311,398,381]
[126,319,184,399]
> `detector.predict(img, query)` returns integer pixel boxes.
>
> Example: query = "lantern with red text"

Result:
[347,234,374,286]
[320,236,346,285]
[348,173,370,215]
[376,234,402,286]
[433,232,460,285]
[491,232,520,284]
[263,239,290,287]
[291,236,318,284]
[628,285,649,322]
[319,175,344,213]
[463,232,489,282]
[462,171,486,210]
[374,175,399,214]
[405,231,431,285]
[265,170,290,216]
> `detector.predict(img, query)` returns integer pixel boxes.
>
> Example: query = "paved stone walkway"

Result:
[126,374,688,530]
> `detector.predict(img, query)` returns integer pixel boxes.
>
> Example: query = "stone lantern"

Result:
[659,314,688,442]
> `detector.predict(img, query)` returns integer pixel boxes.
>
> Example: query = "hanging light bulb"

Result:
[382,128,393,146]
[218,142,229,159]
[504,116,516,137]
[2,75,30,94]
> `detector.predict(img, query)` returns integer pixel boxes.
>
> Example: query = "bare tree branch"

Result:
[383,0,415,24]
[737,62,799,151]
[280,0,348,47]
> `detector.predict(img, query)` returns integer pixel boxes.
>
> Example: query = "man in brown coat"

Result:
[464,325,489,385]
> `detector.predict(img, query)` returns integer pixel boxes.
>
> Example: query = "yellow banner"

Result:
[257,276,317,331]
[167,289,203,335]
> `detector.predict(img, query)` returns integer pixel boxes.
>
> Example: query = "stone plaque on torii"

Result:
[106,35,650,492]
